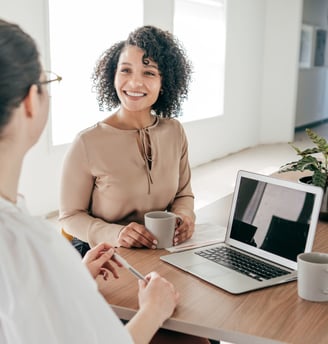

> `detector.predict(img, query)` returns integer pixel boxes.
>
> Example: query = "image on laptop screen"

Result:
[229,176,315,262]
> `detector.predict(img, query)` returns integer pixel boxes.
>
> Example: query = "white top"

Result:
[0,196,133,344]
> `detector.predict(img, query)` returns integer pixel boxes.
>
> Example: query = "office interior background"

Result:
[1,0,327,217]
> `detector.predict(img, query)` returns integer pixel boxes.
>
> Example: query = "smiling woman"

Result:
[111,46,162,123]
[59,25,196,253]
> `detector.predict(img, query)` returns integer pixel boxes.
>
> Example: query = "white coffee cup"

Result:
[144,211,182,249]
[297,252,328,302]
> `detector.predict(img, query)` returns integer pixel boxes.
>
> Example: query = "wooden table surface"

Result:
[103,219,328,344]
[103,172,328,343]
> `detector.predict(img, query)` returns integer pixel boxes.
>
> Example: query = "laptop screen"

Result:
[227,172,321,266]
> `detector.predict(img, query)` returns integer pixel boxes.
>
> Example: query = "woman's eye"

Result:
[120,68,131,74]
[145,71,156,77]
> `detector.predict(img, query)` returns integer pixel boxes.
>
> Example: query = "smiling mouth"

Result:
[124,91,145,97]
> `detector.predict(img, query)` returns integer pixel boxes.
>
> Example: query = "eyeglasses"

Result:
[37,71,62,86]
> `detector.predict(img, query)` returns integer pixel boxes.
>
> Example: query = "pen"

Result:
[113,253,147,282]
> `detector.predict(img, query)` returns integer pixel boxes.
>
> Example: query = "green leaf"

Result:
[306,128,328,156]
[280,128,328,187]
[312,170,327,189]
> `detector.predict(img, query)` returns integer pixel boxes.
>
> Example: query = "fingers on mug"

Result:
[144,211,182,248]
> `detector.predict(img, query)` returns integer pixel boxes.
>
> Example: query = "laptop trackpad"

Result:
[186,262,231,277]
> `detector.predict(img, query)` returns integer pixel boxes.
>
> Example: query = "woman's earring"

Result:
[160,89,164,95]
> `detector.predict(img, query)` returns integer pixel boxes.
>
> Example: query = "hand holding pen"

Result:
[83,242,179,325]
[111,252,179,322]
[83,242,146,282]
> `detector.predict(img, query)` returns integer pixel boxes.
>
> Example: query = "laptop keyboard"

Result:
[195,246,289,281]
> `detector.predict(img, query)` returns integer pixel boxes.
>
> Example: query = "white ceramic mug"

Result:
[297,252,328,302]
[144,211,182,249]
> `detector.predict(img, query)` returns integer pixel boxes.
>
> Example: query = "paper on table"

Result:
[166,223,226,253]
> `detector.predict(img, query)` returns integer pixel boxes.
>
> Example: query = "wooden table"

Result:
[103,196,328,344]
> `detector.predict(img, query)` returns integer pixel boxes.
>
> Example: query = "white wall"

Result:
[0,0,303,215]
[296,0,328,127]
[260,0,303,141]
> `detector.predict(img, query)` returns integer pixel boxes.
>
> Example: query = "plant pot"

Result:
[299,176,328,221]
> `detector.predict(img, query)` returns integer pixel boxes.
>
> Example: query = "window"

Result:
[48,0,143,145]
[174,0,226,121]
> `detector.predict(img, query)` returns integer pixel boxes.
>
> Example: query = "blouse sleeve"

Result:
[169,123,196,221]
[59,135,123,247]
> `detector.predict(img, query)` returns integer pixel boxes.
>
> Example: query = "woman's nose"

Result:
[128,74,143,87]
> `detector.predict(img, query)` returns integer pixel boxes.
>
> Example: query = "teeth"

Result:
[126,91,144,97]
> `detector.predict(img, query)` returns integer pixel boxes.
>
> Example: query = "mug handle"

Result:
[322,268,328,294]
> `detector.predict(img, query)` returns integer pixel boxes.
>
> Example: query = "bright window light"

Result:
[48,0,143,145]
[174,0,226,121]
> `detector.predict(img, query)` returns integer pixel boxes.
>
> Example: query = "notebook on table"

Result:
[161,170,323,294]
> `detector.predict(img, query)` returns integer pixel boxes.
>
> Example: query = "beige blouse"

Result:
[59,117,195,247]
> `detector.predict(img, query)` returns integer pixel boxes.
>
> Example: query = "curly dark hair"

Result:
[92,25,192,118]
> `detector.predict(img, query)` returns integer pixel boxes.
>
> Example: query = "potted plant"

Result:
[279,128,328,220]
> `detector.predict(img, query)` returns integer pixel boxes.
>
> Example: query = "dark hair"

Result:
[0,19,41,133]
[92,25,192,118]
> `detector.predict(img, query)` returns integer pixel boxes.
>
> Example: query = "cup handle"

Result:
[323,269,328,294]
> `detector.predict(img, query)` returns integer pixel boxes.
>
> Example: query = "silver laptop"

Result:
[161,170,323,294]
